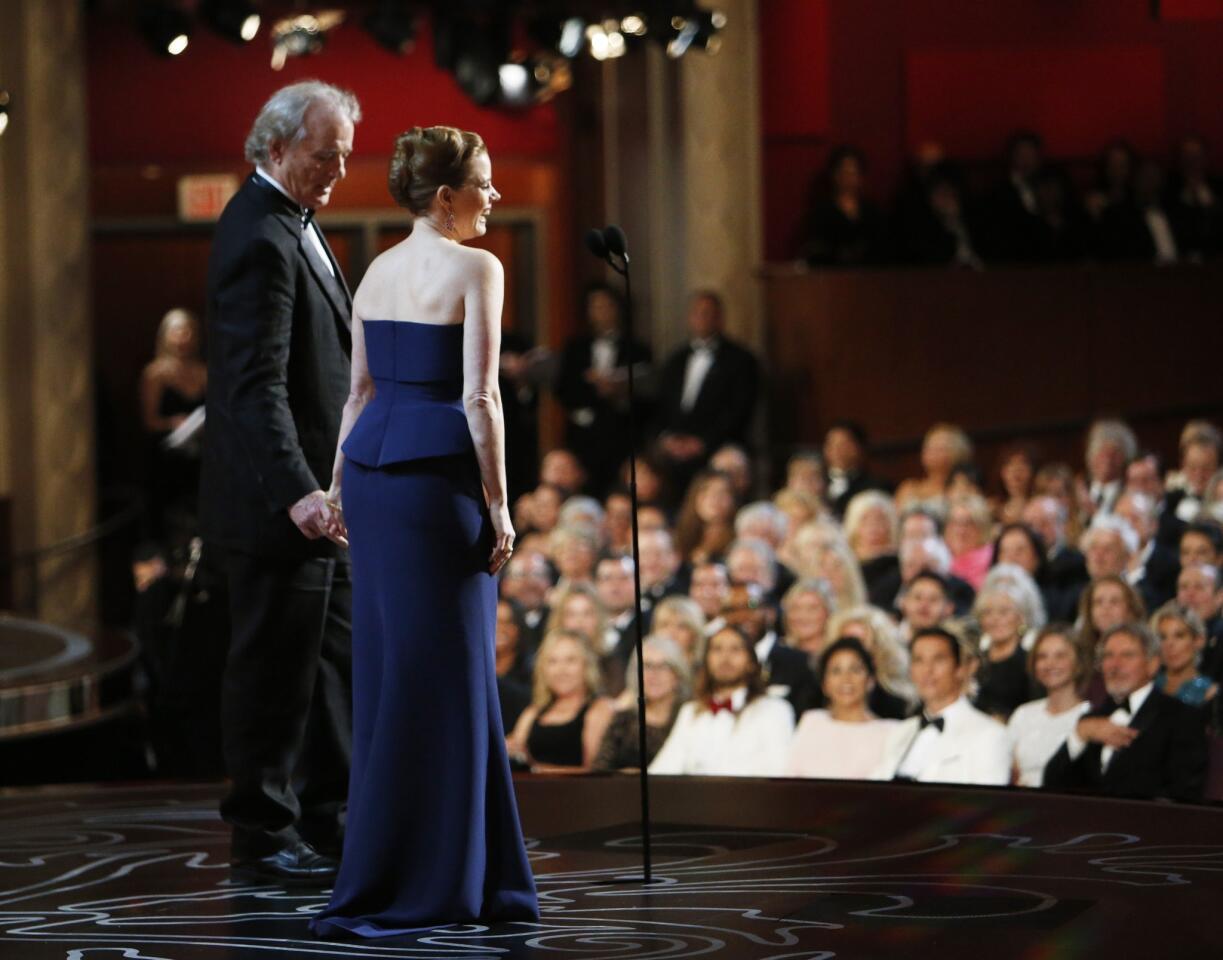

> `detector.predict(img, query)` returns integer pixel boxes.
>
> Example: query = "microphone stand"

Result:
[589,228,655,885]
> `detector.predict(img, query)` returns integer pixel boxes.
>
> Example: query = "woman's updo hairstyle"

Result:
[389,125,486,215]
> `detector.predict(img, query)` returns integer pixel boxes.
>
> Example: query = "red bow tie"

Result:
[709,697,736,715]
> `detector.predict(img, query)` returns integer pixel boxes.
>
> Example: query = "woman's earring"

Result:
[445,211,456,233]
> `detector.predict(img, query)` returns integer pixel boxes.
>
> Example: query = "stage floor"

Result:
[0,775,1220,959]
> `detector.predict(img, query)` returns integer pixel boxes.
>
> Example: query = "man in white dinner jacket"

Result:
[871,627,1010,786]
[649,623,794,777]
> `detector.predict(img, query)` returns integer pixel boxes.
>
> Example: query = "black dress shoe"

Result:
[233,840,339,882]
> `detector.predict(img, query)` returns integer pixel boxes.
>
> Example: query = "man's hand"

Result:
[289,490,347,547]
[1076,716,1139,750]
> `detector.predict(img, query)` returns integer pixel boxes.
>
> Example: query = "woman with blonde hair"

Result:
[787,519,849,578]
[1151,602,1217,706]
[505,629,615,772]
[1007,625,1090,787]
[781,578,837,656]
[594,634,691,770]
[972,578,1039,720]
[895,422,974,509]
[774,488,825,570]
[825,605,915,718]
[945,493,995,590]
[843,490,899,603]
[649,594,708,667]
[813,539,868,612]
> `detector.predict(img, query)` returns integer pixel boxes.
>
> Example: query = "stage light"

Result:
[498,54,572,107]
[585,21,626,61]
[621,14,647,37]
[558,17,585,58]
[0,90,9,138]
[665,8,725,58]
[269,10,345,71]
[138,2,191,57]
[364,0,418,55]
[199,0,260,44]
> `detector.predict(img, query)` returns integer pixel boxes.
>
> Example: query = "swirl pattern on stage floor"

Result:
[0,778,1221,958]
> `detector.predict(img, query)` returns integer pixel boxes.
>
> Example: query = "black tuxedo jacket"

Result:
[828,469,893,518]
[1043,687,1207,802]
[556,333,652,419]
[653,336,759,453]
[764,641,818,720]
[200,174,352,558]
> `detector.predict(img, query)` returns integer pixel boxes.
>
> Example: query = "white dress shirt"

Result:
[591,336,617,374]
[1007,697,1090,788]
[1089,479,1121,514]
[871,695,1010,786]
[1063,681,1154,771]
[679,339,717,412]
[255,167,335,277]
[1144,208,1178,264]
[649,687,795,777]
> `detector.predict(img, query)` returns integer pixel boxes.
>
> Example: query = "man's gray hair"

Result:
[244,80,361,165]
[1082,514,1140,557]
[734,501,789,542]
[1100,621,1159,659]
[1086,418,1138,465]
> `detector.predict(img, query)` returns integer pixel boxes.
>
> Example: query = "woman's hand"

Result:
[323,483,348,548]
[489,502,515,574]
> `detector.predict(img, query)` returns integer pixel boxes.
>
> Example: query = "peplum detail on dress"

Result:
[342,320,474,468]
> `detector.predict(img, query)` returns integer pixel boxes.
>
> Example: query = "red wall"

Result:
[761,0,1223,260]
[86,13,562,166]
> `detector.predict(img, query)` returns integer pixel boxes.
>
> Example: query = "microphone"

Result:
[585,227,609,261]
[604,225,629,263]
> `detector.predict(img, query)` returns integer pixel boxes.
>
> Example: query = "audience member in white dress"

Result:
[1007,625,1091,787]
[649,624,795,777]
[787,637,899,779]
[871,627,1011,785]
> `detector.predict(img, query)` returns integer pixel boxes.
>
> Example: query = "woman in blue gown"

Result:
[310,126,539,937]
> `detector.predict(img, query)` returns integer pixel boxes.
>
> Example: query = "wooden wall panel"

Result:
[764,264,1223,489]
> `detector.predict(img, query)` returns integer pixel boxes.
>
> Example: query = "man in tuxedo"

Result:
[1023,495,1089,621]
[200,81,360,880]
[555,283,652,497]
[1083,418,1137,519]
[721,582,817,720]
[1114,491,1179,611]
[653,291,760,502]
[1043,623,1207,802]
[500,550,553,655]
[871,627,1010,786]
[638,527,688,615]
[823,420,892,518]
[595,555,643,696]
[983,130,1045,263]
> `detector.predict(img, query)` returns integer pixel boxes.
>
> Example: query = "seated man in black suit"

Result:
[823,420,892,518]
[1114,491,1179,611]
[1044,623,1207,802]
[1023,495,1089,621]
[653,290,760,504]
[721,582,817,721]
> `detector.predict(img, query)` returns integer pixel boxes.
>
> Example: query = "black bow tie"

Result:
[919,714,945,733]
[1111,695,1132,714]
[301,208,316,228]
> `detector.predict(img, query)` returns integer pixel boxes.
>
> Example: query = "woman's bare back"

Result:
[353,229,486,326]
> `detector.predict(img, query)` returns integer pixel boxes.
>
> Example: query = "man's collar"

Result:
[923,694,968,723]
[255,167,309,219]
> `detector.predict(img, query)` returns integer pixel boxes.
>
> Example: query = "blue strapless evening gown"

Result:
[310,320,539,938]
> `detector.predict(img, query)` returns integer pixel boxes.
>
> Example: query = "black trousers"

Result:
[218,550,352,857]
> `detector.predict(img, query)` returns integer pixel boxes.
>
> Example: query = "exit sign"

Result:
[177,174,239,222]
